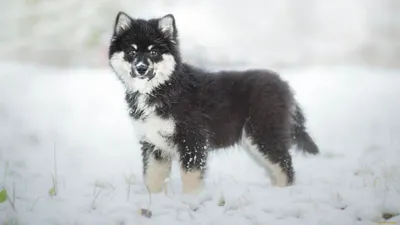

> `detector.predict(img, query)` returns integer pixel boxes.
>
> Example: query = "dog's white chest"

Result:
[136,114,176,153]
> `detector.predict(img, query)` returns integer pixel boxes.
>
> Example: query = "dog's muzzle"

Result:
[135,63,148,76]
[131,61,154,79]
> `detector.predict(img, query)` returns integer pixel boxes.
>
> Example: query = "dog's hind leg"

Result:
[141,141,172,193]
[242,120,295,187]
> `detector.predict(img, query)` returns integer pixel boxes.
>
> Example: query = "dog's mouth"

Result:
[130,69,155,80]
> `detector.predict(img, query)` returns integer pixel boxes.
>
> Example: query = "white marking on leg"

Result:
[145,153,171,193]
[264,162,288,187]
[180,169,203,194]
[241,131,289,187]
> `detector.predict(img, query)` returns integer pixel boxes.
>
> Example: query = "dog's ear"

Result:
[158,14,177,40]
[114,11,133,35]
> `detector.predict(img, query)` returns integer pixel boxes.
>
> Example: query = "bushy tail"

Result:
[291,102,319,154]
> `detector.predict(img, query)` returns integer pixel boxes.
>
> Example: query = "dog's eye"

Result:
[128,49,137,56]
[149,50,158,57]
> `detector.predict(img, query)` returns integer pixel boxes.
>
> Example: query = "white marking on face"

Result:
[136,53,175,93]
[180,169,204,194]
[148,45,154,50]
[241,131,289,187]
[110,51,176,94]
[132,44,137,50]
[110,51,135,90]
[145,153,171,193]
[134,61,148,76]
[147,58,153,69]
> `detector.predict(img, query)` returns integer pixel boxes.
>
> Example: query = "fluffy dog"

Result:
[108,12,319,194]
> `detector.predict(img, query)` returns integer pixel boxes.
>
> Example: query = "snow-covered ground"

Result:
[0,62,399,225]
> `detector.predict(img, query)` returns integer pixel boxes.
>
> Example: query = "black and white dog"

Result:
[108,12,319,194]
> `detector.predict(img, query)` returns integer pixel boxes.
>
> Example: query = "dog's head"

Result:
[109,12,180,94]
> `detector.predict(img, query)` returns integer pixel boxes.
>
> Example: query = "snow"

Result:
[0,62,400,225]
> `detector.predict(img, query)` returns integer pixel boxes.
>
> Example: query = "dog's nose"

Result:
[135,64,148,75]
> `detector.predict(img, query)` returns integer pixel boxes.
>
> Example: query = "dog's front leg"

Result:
[178,137,208,195]
[140,140,172,193]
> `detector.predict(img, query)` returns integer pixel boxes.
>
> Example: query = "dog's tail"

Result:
[291,102,319,155]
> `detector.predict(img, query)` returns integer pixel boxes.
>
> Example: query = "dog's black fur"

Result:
[109,12,319,188]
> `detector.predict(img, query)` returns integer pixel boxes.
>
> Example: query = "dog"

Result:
[108,12,319,194]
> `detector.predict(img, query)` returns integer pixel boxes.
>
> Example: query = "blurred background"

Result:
[0,0,399,70]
